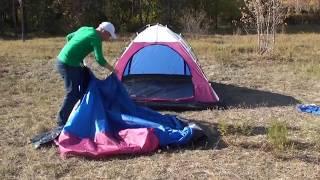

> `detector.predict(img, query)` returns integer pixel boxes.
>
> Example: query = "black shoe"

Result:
[30,126,63,149]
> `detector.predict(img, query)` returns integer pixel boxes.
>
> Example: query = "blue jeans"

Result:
[56,60,90,126]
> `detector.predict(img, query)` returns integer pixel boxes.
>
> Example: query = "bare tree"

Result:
[12,0,18,37]
[241,0,287,54]
[18,0,25,41]
[179,8,211,34]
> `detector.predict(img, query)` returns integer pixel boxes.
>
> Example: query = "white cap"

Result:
[98,22,117,39]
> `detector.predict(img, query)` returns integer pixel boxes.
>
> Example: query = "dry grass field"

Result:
[0,33,319,179]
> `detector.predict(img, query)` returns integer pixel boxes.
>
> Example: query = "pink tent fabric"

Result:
[114,24,219,106]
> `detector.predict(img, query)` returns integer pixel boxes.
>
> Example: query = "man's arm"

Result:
[92,40,114,72]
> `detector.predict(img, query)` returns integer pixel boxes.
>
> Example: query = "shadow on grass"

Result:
[211,82,300,108]
[276,143,320,165]
[194,122,228,149]
[197,120,300,136]
[197,120,267,136]
[288,140,318,151]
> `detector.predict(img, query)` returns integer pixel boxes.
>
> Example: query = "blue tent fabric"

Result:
[124,45,191,75]
[296,104,320,116]
[57,73,204,157]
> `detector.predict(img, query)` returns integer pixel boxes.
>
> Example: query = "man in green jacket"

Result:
[56,22,117,126]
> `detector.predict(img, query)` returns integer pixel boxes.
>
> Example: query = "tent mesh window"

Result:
[123,45,194,100]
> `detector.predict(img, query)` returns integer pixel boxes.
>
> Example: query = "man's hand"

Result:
[104,63,114,72]
[83,57,94,67]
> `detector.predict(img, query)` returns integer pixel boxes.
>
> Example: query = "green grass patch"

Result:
[267,120,289,151]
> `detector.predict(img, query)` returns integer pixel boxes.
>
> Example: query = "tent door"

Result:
[122,44,194,100]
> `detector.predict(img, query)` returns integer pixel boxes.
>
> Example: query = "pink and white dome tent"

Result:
[114,24,220,110]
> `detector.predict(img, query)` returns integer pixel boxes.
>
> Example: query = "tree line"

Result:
[1,0,320,38]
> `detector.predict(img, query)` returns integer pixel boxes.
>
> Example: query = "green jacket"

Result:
[57,27,107,67]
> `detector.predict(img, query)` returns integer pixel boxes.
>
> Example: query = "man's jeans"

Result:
[56,60,89,126]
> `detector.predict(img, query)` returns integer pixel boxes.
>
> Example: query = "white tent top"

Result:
[129,24,198,64]
[133,24,181,43]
